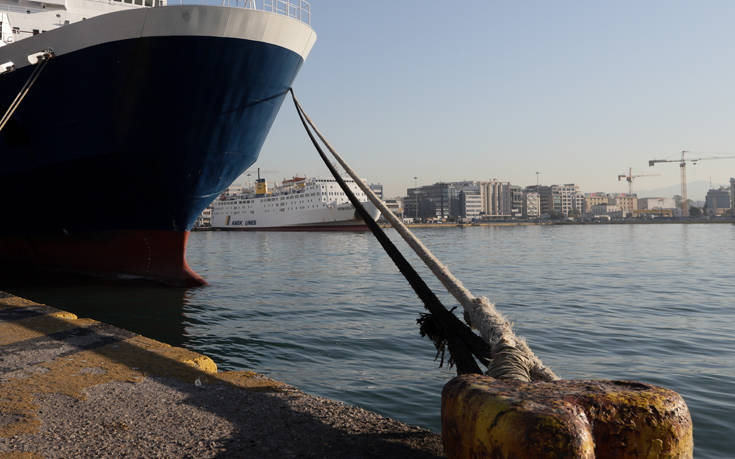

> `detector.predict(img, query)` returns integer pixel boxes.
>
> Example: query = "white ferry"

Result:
[211,175,381,231]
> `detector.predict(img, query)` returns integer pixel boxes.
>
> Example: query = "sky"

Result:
[247,0,735,198]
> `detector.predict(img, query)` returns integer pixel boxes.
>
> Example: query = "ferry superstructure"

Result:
[0,0,316,285]
[211,176,381,230]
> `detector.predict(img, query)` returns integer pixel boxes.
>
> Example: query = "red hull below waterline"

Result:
[0,230,205,287]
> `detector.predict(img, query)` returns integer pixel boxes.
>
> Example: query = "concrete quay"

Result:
[0,292,443,458]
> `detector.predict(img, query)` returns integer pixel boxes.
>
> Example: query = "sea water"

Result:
[5,224,734,457]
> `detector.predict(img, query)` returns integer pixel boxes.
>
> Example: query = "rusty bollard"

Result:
[442,374,692,458]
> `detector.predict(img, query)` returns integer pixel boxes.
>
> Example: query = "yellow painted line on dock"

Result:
[0,313,80,347]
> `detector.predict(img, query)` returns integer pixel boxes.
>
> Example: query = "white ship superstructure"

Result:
[1,0,154,47]
[211,176,381,230]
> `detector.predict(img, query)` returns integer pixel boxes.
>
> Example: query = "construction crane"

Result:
[648,151,735,217]
[617,167,660,195]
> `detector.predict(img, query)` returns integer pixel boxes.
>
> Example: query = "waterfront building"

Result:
[369,183,384,200]
[584,193,637,217]
[403,188,423,221]
[552,188,562,216]
[575,191,585,216]
[551,184,582,217]
[404,183,458,221]
[635,197,676,218]
[638,197,676,210]
[705,188,731,216]
[483,180,513,216]
[459,190,483,219]
[609,193,638,217]
[510,185,523,217]
[584,192,609,213]
[383,198,403,218]
[404,180,525,220]
[525,191,540,217]
[449,181,484,219]
[525,185,553,216]
[483,179,536,217]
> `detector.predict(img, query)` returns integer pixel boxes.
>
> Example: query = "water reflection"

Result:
[0,275,190,347]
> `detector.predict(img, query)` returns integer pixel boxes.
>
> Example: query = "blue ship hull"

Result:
[0,32,305,284]
[1,34,303,232]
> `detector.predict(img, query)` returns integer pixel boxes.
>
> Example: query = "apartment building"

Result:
[609,194,638,217]
[524,185,553,216]
[459,190,483,219]
[551,184,582,216]
[510,185,523,217]
[584,192,608,213]
[525,191,540,217]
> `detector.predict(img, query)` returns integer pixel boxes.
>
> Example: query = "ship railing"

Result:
[174,0,310,25]
[0,0,308,46]
[262,0,310,25]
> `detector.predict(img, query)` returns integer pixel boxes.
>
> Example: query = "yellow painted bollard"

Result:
[442,374,692,458]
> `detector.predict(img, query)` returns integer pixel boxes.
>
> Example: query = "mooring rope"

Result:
[290,90,556,382]
[0,52,53,133]
[289,89,495,375]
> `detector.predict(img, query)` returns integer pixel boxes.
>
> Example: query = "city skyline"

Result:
[245,0,735,198]
[235,172,727,203]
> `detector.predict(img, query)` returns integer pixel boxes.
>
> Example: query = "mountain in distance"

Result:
[636,180,728,201]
